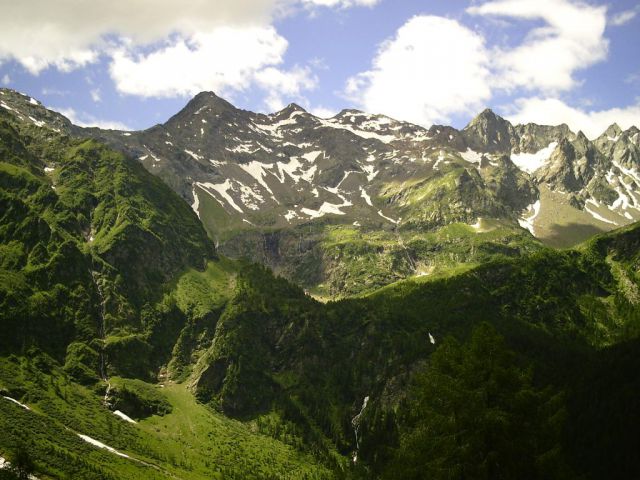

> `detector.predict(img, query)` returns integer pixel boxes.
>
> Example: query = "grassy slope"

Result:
[0,356,331,480]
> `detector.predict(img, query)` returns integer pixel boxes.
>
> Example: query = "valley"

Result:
[0,87,639,479]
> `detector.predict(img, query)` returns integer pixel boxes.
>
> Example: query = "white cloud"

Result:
[0,0,378,75]
[505,97,640,139]
[467,0,609,93]
[0,0,378,106]
[90,88,101,102]
[1,74,9,85]
[254,65,318,111]
[55,107,131,131]
[609,8,639,27]
[309,106,337,118]
[345,15,491,126]
[110,27,292,98]
[0,0,280,74]
[302,0,379,7]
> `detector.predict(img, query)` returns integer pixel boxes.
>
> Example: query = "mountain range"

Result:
[1,87,640,480]
[2,88,639,298]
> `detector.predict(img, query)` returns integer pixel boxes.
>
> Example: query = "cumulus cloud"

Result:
[55,107,131,131]
[0,0,281,74]
[609,7,639,27]
[302,0,379,7]
[505,97,640,139]
[254,65,318,111]
[110,27,288,97]
[345,15,492,126]
[467,0,609,93]
[0,0,377,107]
[344,0,622,128]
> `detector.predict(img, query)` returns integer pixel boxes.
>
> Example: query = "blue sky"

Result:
[0,0,638,137]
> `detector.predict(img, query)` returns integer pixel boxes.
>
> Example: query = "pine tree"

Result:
[384,323,571,480]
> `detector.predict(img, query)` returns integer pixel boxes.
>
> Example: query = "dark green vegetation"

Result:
[1,99,640,479]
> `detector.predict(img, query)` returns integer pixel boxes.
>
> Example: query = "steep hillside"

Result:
[1,88,640,480]
[3,89,639,297]
[0,103,336,479]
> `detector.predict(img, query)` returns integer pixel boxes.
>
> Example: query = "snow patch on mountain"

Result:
[77,434,131,459]
[460,148,482,164]
[361,188,373,206]
[518,200,541,235]
[301,198,353,218]
[377,210,400,224]
[585,199,618,225]
[197,180,244,213]
[2,395,30,410]
[113,410,137,424]
[510,142,557,174]
[191,186,200,218]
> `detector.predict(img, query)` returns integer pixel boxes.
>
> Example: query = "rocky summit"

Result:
[2,88,639,296]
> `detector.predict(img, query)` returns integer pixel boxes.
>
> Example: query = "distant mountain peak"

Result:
[276,103,308,118]
[603,123,622,138]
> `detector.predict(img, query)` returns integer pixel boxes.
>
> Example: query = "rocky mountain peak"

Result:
[277,103,308,118]
[604,123,623,138]
[463,108,516,152]
[179,91,236,117]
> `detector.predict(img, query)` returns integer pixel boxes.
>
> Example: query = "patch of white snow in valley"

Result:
[360,163,378,182]
[518,200,541,235]
[2,396,30,410]
[29,97,39,105]
[301,198,353,219]
[459,148,483,164]
[433,150,446,170]
[238,182,264,210]
[0,101,18,113]
[191,186,200,218]
[429,333,436,345]
[184,149,203,161]
[273,157,317,184]
[301,151,322,162]
[238,161,278,202]
[228,143,258,154]
[377,210,400,224]
[510,142,557,174]
[197,180,244,213]
[138,154,148,161]
[613,161,640,185]
[44,166,55,173]
[319,118,397,143]
[585,199,618,225]
[361,188,373,206]
[285,210,300,222]
[113,410,137,424]
[28,116,45,127]
[143,145,161,162]
[77,434,131,458]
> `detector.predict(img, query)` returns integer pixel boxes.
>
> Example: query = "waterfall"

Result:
[351,395,369,462]
[89,268,110,405]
